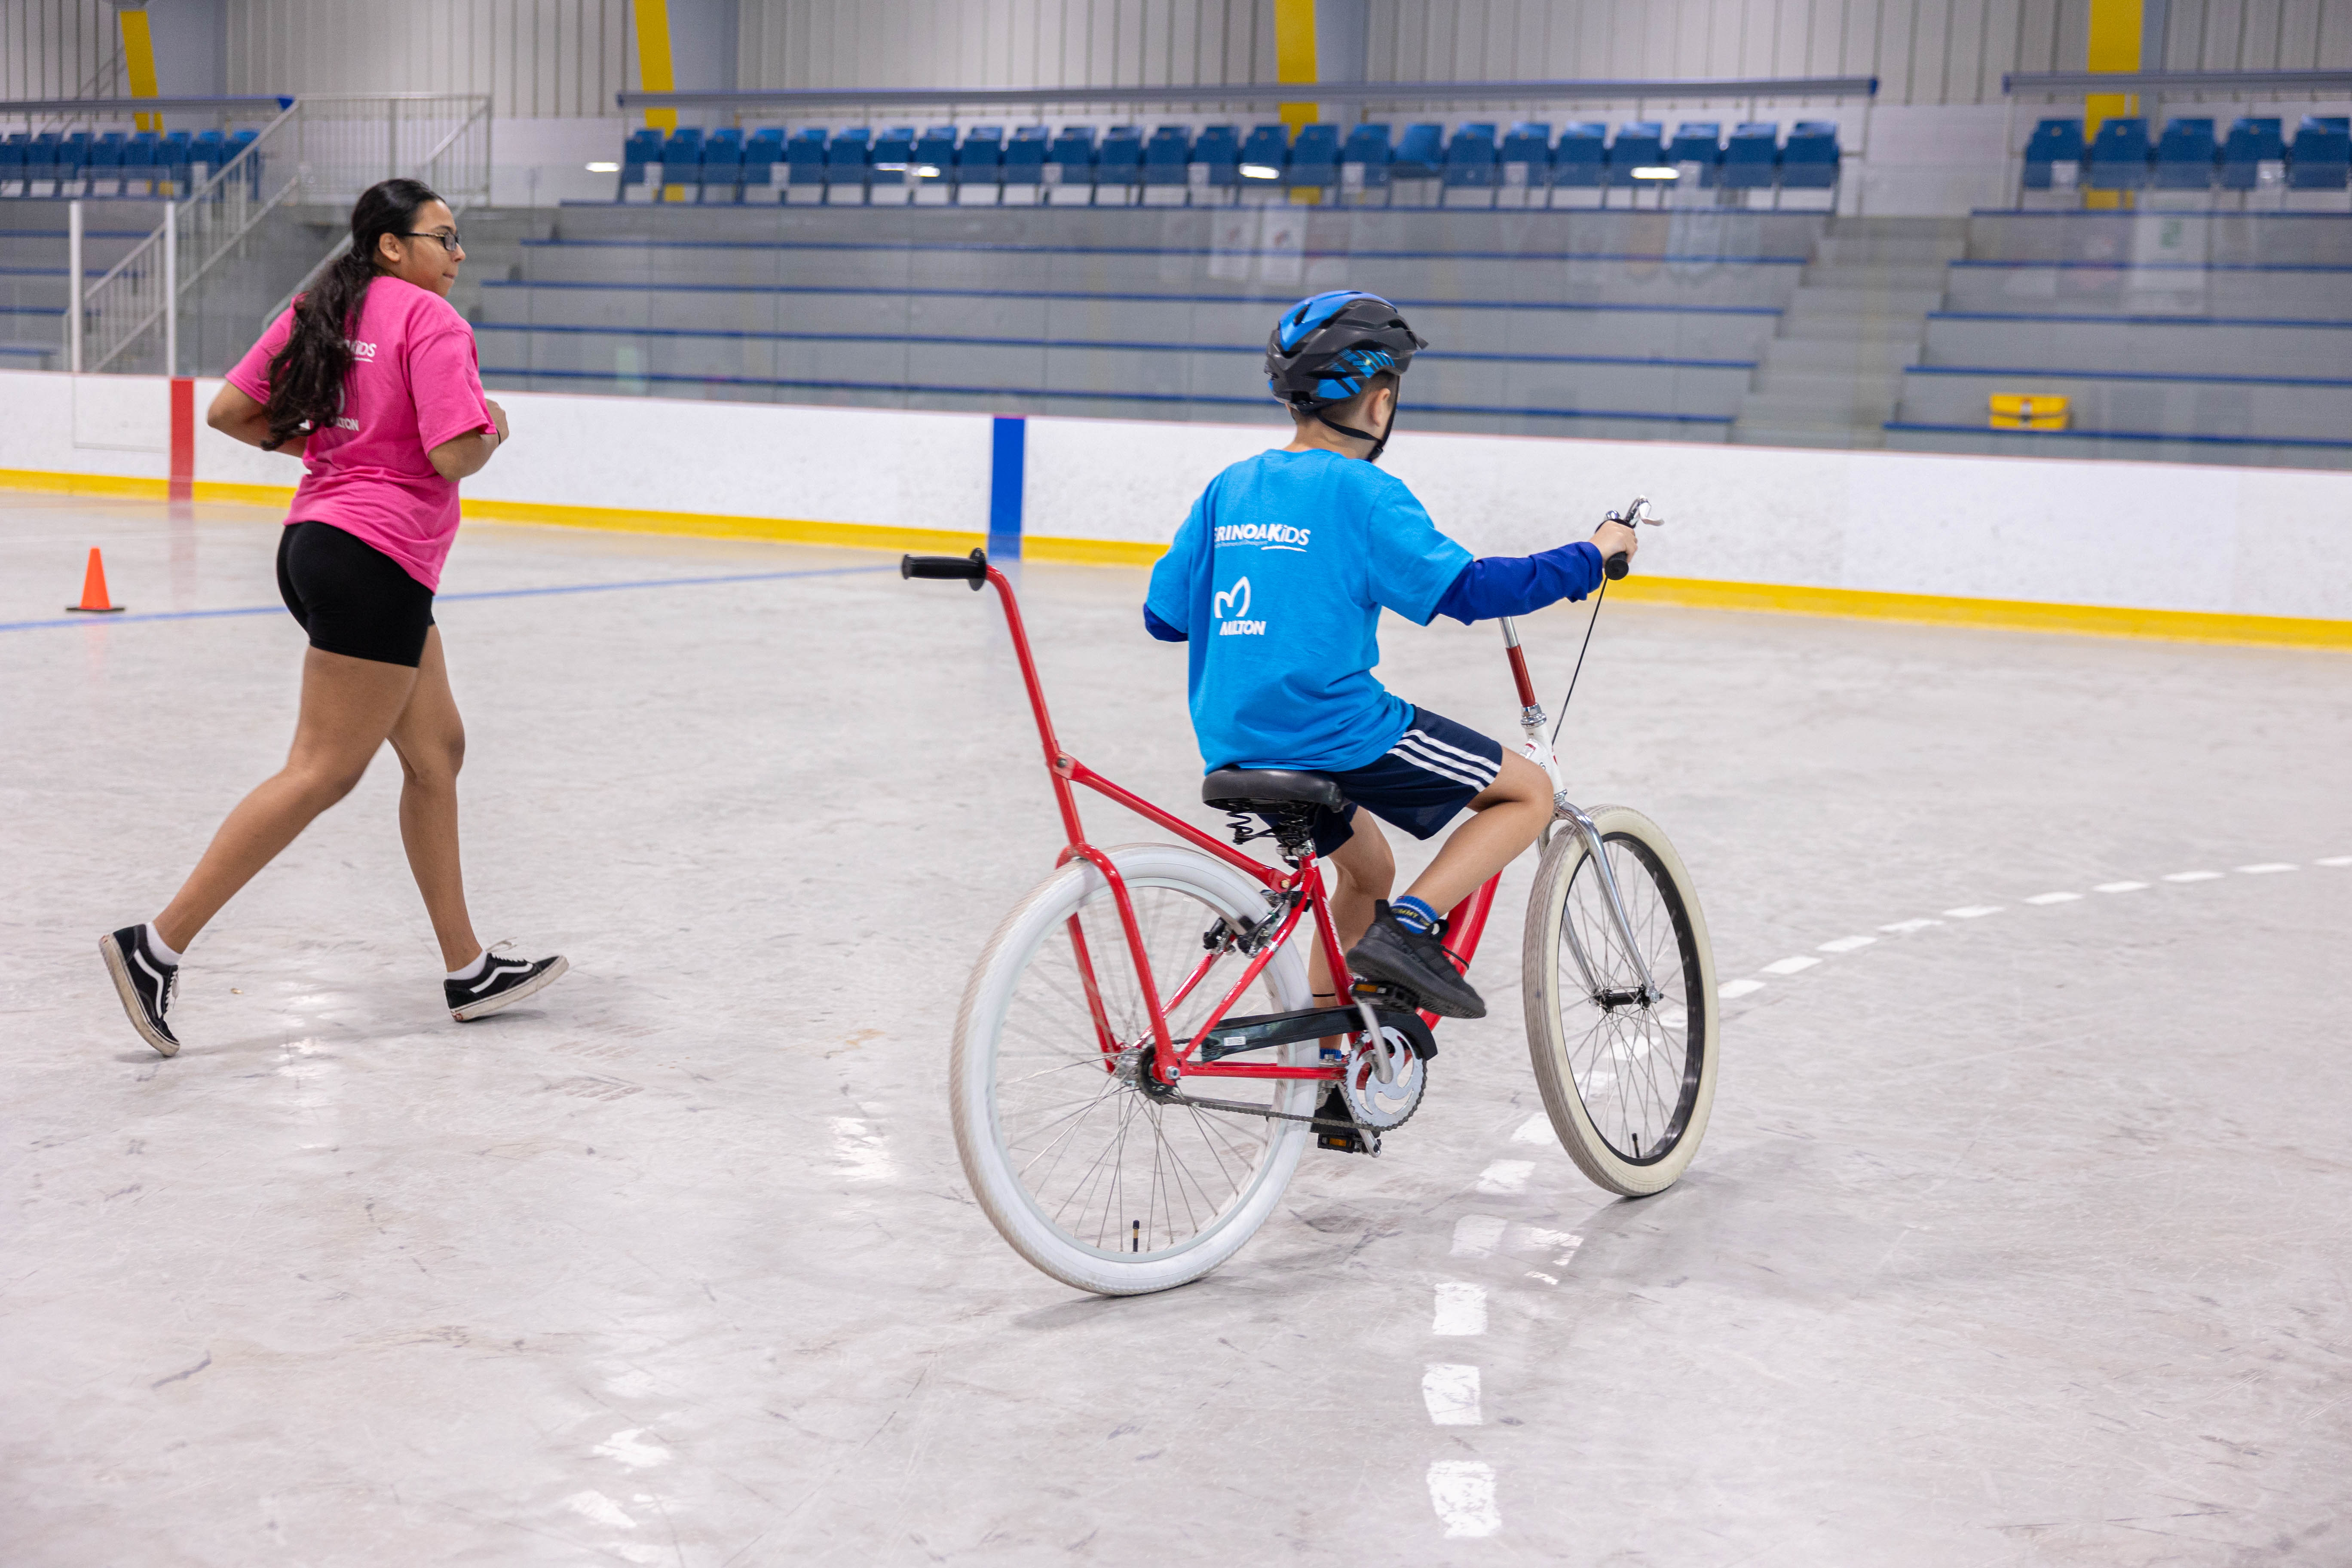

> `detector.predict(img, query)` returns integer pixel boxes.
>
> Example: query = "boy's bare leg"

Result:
[1308,818,1394,1008]
[1397,750,1554,917]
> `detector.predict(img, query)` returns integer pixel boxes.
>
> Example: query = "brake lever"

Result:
[1602,496,1666,581]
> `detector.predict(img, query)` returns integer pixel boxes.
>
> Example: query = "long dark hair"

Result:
[263,178,444,450]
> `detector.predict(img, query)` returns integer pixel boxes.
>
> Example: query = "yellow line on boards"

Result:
[1,468,2340,648]
[1607,574,2352,651]
[633,0,678,136]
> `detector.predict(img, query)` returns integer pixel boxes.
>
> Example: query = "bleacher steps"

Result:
[1732,216,1966,450]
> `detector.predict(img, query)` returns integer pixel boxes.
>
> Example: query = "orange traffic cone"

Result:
[67,546,125,613]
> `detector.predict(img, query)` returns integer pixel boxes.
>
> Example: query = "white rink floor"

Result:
[5,494,2350,1566]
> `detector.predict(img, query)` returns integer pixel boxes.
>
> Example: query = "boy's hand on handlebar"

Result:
[1592,520,1638,564]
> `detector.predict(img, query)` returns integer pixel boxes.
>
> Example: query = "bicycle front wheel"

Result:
[951,842,1317,1296]
[1521,805,1720,1197]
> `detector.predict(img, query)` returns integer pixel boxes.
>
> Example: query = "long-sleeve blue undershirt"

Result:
[1141,539,1604,642]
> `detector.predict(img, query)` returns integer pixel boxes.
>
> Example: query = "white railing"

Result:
[73,93,490,375]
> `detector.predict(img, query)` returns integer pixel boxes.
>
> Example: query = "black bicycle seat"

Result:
[1201,768,1349,812]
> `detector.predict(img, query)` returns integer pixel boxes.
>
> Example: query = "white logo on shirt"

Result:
[1213,521,1310,552]
[346,339,377,360]
[333,416,359,431]
[1215,576,1264,636]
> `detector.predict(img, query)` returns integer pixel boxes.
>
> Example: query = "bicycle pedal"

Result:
[1311,1087,1380,1157]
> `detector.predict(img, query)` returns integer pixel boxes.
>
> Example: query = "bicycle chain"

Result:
[1154,1087,1363,1134]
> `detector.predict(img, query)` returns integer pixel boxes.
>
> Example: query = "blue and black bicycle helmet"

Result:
[1265,290,1428,461]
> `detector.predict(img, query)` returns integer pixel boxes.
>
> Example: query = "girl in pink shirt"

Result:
[100,178,566,1056]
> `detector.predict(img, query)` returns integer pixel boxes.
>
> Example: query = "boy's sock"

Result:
[1389,896,1440,935]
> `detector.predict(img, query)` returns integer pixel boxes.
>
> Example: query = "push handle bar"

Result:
[1601,496,1666,581]
[901,548,989,588]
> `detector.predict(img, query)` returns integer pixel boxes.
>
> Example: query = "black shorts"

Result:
[276,521,435,667]
[1252,706,1507,858]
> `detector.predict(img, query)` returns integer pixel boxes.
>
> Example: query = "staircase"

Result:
[1730,215,1966,449]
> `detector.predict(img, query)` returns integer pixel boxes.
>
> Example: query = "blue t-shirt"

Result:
[1145,448,1472,772]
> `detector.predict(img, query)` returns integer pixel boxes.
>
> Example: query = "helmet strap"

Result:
[1313,398,1397,463]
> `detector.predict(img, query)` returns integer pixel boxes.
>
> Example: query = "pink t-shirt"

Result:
[227,276,496,592]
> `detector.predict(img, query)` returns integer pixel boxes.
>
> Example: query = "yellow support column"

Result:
[118,8,161,134]
[1275,0,1320,203]
[2085,0,2143,209]
[633,0,684,199]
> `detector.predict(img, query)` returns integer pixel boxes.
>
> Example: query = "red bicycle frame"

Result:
[976,565,1500,1090]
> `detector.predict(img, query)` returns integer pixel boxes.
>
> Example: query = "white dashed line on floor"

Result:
[1718,978,1766,999]
[2163,871,2223,882]
[1426,1461,1501,1538]
[1432,1282,1488,1336]
[2237,863,2297,874]
[2024,891,2082,905]
[1474,1161,1533,1195]
[1760,955,1820,975]
[1881,917,1942,933]
[1510,1114,1553,1144]
[2095,881,2149,892]
[1819,935,1876,952]
[1422,1364,1483,1425]
[1451,1215,1507,1258]
[1945,905,2003,919]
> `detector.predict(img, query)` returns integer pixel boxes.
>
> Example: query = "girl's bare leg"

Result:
[386,628,483,971]
[153,647,419,952]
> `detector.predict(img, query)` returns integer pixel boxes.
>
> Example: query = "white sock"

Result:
[143,922,183,966]
[446,949,488,982]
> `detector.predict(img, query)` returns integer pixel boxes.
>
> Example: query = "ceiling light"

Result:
[585,161,620,173]
[1629,165,1680,180]
[1239,162,1281,179]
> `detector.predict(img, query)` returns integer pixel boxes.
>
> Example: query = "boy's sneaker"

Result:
[1346,900,1487,1020]
[100,925,181,1057]
[446,944,569,1022]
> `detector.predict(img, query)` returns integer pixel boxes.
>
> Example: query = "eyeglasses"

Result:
[398,230,463,253]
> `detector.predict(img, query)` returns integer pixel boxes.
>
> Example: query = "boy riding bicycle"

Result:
[1144,291,1639,1021]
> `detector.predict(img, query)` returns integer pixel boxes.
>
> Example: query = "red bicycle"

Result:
[906,512,1718,1296]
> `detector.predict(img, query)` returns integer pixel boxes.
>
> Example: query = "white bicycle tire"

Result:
[951,842,1317,1295]
[1522,805,1721,1197]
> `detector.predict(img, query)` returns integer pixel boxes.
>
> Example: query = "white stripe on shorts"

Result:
[1391,732,1496,790]
[1400,725,1498,775]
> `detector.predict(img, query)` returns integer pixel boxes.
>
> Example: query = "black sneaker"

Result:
[446,944,569,1022]
[1346,901,1487,1020]
[100,925,181,1057]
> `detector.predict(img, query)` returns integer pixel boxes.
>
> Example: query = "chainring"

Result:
[1341,1025,1427,1130]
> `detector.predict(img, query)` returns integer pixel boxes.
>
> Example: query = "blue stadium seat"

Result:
[1721,122,1779,191]
[1668,121,1722,187]
[1290,123,1340,190]
[1442,122,1498,206]
[160,130,193,194]
[1193,125,1240,200]
[1047,125,1095,204]
[618,128,663,200]
[824,128,870,204]
[956,126,1005,204]
[867,126,915,203]
[2152,117,2215,191]
[190,128,227,190]
[741,128,784,201]
[1608,122,1665,205]
[85,130,123,195]
[1340,122,1391,201]
[1778,121,1841,190]
[1392,123,1444,182]
[1238,124,1290,195]
[2022,117,2086,192]
[121,129,161,193]
[699,127,744,202]
[910,126,958,202]
[656,128,704,202]
[2085,116,2150,190]
[1002,126,1049,204]
[1142,126,1191,204]
[59,131,92,194]
[2289,114,2350,190]
[1096,125,1143,204]
[1549,122,1605,205]
[0,133,24,196]
[2219,116,2283,191]
[1498,122,1550,206]
[784,129,828,203]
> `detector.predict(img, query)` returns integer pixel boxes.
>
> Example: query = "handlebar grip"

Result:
[1605,551,1630,582]
[900,548,989,590]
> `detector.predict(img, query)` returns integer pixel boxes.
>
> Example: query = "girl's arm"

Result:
[428,398,511,481]
[206,383,302,454]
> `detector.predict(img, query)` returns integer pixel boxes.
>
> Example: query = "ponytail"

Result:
[263,177,444,450]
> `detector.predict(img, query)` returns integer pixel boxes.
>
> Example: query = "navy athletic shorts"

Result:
[1257,705,1506,858]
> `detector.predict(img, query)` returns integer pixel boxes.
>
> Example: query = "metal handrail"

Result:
[1,94,295,116]
[618,75,1880,114]
[2004,69,2352,96]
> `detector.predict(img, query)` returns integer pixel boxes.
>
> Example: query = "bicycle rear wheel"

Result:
[1521,805,1720,1197]
[951,842,1317,1295]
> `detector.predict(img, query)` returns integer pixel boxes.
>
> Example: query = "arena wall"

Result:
[3,368,2347,645]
